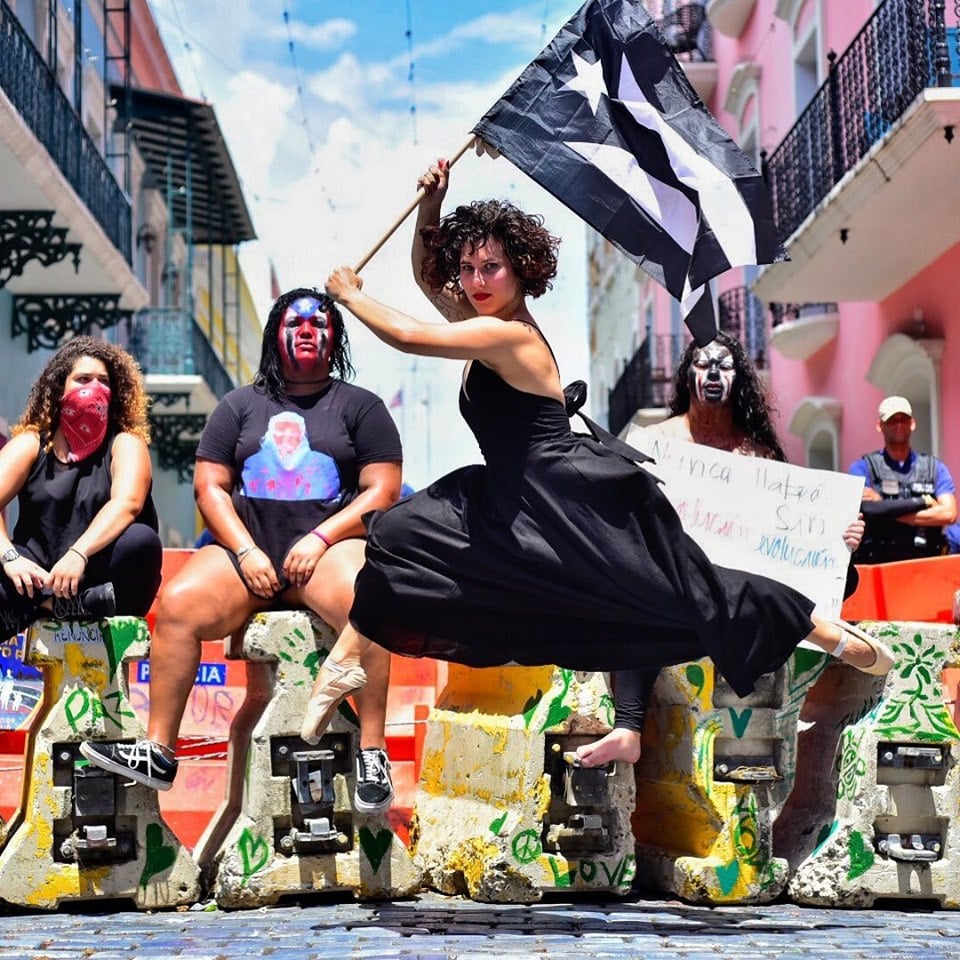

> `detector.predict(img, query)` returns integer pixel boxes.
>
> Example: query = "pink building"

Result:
[591,0,960,480]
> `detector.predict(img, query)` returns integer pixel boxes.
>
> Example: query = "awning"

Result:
[111,85,256,245]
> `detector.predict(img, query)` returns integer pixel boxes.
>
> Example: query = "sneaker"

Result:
[300,660,367,745]
[354,747,394,815]
[79,739,178,791]
[0,594,40,640]
[53,583,116,621]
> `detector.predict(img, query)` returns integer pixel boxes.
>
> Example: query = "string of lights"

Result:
[169,0,207,99]
[281,5,319,164]
[405,0,418,145]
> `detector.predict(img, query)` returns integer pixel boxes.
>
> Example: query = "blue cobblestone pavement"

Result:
[0,894,959,959]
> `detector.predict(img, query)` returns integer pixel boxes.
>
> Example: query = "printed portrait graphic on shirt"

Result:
[241,411,342,502]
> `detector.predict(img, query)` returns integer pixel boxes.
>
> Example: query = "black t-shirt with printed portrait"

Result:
[196,381,402,574]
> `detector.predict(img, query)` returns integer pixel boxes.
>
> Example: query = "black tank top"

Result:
[13,432,158,566]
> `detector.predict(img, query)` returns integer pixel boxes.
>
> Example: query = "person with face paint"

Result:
[81,289,403,812]
[0,336,162,639]
[298,159,894,755]
[580,335,866,765]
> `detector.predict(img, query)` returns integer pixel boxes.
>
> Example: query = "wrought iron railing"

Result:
[769,301,839,329]
[718,286,768,369]
[656,2,714,63]
[607,332,686,435]
[120,309,235,401]
[762,0,957,244]
[0,1,131,261]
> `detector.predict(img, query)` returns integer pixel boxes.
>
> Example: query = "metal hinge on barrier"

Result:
[876,832,942,862]
[52,745,136,864]
[271,735,353,856]
[542,737,614,856]
[877,743,948,769]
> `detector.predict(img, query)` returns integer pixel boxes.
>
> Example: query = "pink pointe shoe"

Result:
[827,618,896,676]
[301,661,368,745]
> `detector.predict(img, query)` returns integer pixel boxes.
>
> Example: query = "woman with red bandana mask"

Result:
[0,336,162,637]
[81,289,403,815]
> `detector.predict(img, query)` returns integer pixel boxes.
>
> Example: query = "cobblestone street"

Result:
[1,894,959,959]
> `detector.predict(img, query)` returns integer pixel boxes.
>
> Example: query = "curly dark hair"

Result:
[13,335,150,446]
[669,332,786,461]
[255,287,354,401]
[420,200,560,298]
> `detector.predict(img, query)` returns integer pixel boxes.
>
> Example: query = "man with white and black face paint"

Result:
[689,341,736,406]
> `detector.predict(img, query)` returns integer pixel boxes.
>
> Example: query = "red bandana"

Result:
[60,381,111,462]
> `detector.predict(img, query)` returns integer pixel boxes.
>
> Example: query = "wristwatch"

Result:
[0,548,19,564]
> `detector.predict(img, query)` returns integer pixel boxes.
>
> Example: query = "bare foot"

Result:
[576,728,641,767]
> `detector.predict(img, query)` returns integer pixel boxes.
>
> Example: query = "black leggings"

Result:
[0,522,163,619]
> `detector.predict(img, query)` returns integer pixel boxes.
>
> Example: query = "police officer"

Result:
[849,396,957,563]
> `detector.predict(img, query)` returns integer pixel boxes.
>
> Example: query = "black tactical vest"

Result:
[856,451,945,562]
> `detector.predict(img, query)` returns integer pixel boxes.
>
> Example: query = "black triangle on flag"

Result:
[472,0,786,346]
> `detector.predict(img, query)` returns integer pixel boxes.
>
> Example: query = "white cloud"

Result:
[149,0,589,488]
[272,17,357,50]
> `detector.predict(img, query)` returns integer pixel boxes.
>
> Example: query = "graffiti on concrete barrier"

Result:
[511,828,542,865]
[238,827,271,887]
[64,687,135,734]
[836,726,868,801]
[847,829,875,880]
[139,822,176,889]
[868,630,958,741]
[543,853,636,889]
[358,826,392,872]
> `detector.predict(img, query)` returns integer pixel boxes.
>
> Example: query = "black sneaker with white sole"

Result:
[354,747,394,814]
[79,739,178,791]
[52,582,117,621]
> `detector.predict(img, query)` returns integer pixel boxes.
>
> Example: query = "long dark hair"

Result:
[255,287,354,400]
[14,335,150,446]
[669,332,786,461]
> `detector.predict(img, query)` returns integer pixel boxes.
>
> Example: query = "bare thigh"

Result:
[283,538,367,632]
[155,545,272,641]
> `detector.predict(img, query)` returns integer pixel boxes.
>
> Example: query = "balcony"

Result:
[656,3,718,103]
[717,286,768,369]
[608,333,685,436]
[0,2,139,303]
[706,0,756,38]
[117,308,234,414]
[755,0,960,303]
[767,302,840,361]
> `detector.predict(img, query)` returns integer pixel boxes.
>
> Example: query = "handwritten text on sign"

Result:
[627,433,864,617]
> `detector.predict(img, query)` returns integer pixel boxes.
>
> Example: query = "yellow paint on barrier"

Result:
[447,836,503,893]
[491,728,509,756]
[63,643,108,690]
[442,663,555,714]
[533,774,552,821]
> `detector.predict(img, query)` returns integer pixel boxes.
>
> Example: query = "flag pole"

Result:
[353,134,478,273]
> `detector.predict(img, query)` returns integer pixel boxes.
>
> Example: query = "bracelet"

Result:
[68,546,88,567]
[311,529,333,548]
[235,544,258,562]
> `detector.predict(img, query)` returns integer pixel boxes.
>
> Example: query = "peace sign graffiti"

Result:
[511,829,543,865]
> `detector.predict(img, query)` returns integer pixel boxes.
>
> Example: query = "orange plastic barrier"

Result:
[841,554,960,623]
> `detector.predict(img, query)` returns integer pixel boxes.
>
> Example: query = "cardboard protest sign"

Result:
[626,431,864,618]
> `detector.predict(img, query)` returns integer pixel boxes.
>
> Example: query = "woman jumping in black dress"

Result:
[300,159,894,755]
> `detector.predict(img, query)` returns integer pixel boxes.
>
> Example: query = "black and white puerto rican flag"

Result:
[472,0,785,345]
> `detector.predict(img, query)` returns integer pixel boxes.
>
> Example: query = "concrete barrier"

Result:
[0,616,200,910]
[412,664,636,903]
[632,648,829,903]
[196,610,420,907]
[787,621,960,908]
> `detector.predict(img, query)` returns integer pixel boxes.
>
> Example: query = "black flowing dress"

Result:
[350,360,816,700]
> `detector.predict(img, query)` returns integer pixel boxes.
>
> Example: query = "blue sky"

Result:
[147,0,591,487]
